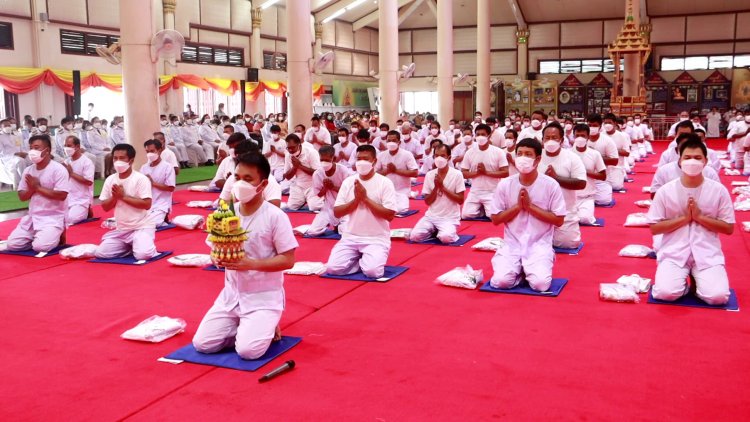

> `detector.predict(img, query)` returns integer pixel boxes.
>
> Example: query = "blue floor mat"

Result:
[595,199,616,208]
[580,218,605,227]
[303,230,341,240]
[0,244,72,258]
[156,223,177,232]
[647,289,739,311]
[203,264,225,272]
[88,251,172,265]
[461,216,491,222]
[407,234,475,247]
[320,265,409,283]
[70,217,100,226]
[164,336,302,372]
[479,278,568,297]
[395,210,419,218]
[284,206,316,214]
[554,242,584,255]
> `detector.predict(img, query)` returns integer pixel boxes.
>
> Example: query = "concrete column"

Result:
[623,0,640,97]
[378,0,399,125]
[516,28,529,79]
[30,0,51,119]
[245,7,264,116]
[436,0,453,126]
[285,1,313,128]
[120,0,160,169]
[162,0,182,116]
[475,0,490,116]
[314,22,323,56]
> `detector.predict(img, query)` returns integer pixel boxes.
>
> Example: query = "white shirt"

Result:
[99,170,153,231]
[303,127,332,150]
[422,167,465,220]
[540,148,587,212]
[603,131,631,167]
[376,148,418,193]
[490,174,567,258]
[18,160,70,229]
[65,155,94,208]
[400,137,424,159]
[334,141,357,166]
[198,124,220,144]
[284,142,320,188]
[0,133,22,156]
[219,173,281,204]
[140,160,175,214]
[335,172,397,245]
[109,127,126,146]
[313,163,352,209]
[587,135,618,165]
[211,201,298,312]
[650,161,720,194]
[519,127,543,141]
[647,178,734,270]
[210,156,237,190]
[461,145,509,192]
[161,148,179,168]
[262,137,287,170]
[572,147,606,198]
[180,125,199,147]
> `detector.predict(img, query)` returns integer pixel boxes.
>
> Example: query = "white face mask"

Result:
[434,156,448,169]
[505,138,514,148]
[355,160,373,176]
[63,124,73,131]
[237,119,245,125]
[229,148,236,158]
[321,161,333,172]
[160,120,168,126]
[369,127,377,132]
[232,180,261,203]
[505,120,511,127]
[222,133,230,140]
[93,123,101,129]
[476,136,489,146]
[386,141,399,152]
[515,156,535,174]
[10,124,16,130]
[463,135,473,144]
[379,130,387,138]
[544,140,561,153]
[574,137,588,148]
[146,152,159,163]
[2,126,11,134]
[449,124,455,130]
[745,116,750,123]
[680,116,689,122]
[113,160,130,174]
[736,115,743,121]
[564,124,573,132]
[28,149,44,164]
[38,125,47,132]
[64,147,76,157]
[338,136,347,144]
[589,126,600,135]
[402,134,411,141]
[627,121,634,127]
[603,123,614,133]
[522,121,531,128]
[531,119,542,129]
[681,159,704,176]
[430,128,439,136]
[634,119,641,125]
[74,123,83,130]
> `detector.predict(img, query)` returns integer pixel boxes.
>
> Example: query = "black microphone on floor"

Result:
[258,360,295,383]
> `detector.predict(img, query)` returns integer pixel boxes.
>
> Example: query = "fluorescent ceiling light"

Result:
[322,9,345,23]
[260,0,280,10]
[346,0,367,9]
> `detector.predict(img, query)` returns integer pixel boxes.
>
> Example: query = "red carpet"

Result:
[1,139,749,420]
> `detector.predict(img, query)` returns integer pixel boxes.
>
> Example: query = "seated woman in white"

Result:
[648,135,734,305]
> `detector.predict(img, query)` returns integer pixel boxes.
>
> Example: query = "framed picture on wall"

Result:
[687,88,698,103]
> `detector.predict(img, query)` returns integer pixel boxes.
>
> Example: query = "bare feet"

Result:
[273,325,281,342]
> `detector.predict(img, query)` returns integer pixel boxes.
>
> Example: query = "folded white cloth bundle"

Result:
[293,225,311,235]
[616,274,652,293]
[172,215,204,230]
[59,244,98,260]
[167,254,212,267]
[121,315,186,343]
[284,261,327,276]
[435,265,484,289]
[734,194,750,211]
[188,185,210,192]
[390,228,412,239]
[624,213,650,227]
[634,200,652,208]
[618,244,654,258]
[599,283,640,303]
[471,237,505,251]
[186,201,214,208]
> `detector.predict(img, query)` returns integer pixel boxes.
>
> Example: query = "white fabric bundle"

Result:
[409,190,419,198]
[618,244,654,258]
[186,200,215,208]
[731,181,750,187]
[121,315,186,343]
[188,185,210,192]
[167,254,212,267]
[743,222,750,232]
[471,237,505,251]
[390,228,412,239]
[732,186,750,196]
[734,194,750,211]
[616,274,652,293]
[172,214,205,230]
[59,244,98,260]
[101,217,117,230]
[435,265,484,289]
[634,200,652,208]
[641,186,652,193]
[724,168,740,175]
[293,225,311,235]
[284,261,327,276]
[599,283,640,303]
[624,213,650,227]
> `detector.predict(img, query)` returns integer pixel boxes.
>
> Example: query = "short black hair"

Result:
[67,135,81,146]
[387,130,401,139]
[319,145,335,157]
[227,133,246,146]
[430,121,441,129]
[234,140,260,156]
[531,110,548,120]
[144,139,162,149]
[379,123,390,130]
[573,123,590,135]
[695,128,706,135]
[338,127,350,135]
[112,143,136,159]
[675,120,695,133]
[678,133,707,158]
[237,151,271,180]
[542,121,564,138]
[603,113,617,122]
[29,134,52,150]
[485,117,497,125]
[357,129,370,139]
[311,115,320,122]
[357,144,377,159]
[516,138,543,157]
[285,133,301,144]
[474,123,492,135]
[270,124,281,133]
[434,143,451,156]
[61,117,73,125]
[153,131,165,138]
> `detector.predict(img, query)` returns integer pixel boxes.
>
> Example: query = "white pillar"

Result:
[314,22,323,56]
[516,28,529,79]
[247,7,263,116]
[285,1,312,128]
[120,0,160,169]
[379,0,399,125]
[623,0,640,98]
[476,0,491,116]
[162,0,182,116]
[436,0,453,126]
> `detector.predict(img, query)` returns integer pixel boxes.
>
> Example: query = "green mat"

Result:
[0,166,217,213]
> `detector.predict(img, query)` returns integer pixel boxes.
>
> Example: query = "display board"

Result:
[557,74,585,117]
[586,73,612,115]
[531,79,558,115]
[645,72,668,115]
[504,80,531,115]
[668,71,700,114]
[701,70,731,113]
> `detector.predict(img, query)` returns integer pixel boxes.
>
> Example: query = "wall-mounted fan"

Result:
[151,29,185,64]
[399,63,416,80]
[96,43,121,65]
[369,70,380,80]
[453,73,469,86]
[310,51,334,74]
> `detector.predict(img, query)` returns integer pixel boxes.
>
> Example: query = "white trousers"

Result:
[193,304,281,360]
[575,196,596,225]
[490,248,554,292]
[744,152,750,176]
[652,258,730,305]
[66,204,89,226]
[168,144,188,162]
[326,238,390,279]
[6,216,63,252]
[553,213,581,249]
[394,188,410,213]
[148,209,169,227]
[185,144,207,166]
[287,183,323,211]
[645,140,654,154]
[461,190,493,219]
[409,216,459,244]
[606,166,625,191]
[594,180,613,205]
[0,155,24,188]
[200,142,215,161]
[307,206,339,236]
[95,227,157,260]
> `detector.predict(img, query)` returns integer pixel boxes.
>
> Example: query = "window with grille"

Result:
[0,22,13,49]
[263,51,287,71]
[60,29,119,56]
[180,43,244,67]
